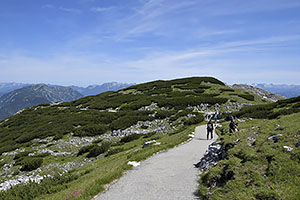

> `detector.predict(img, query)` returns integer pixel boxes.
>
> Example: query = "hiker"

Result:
[234,116,239,131]
[229,118,239,133]
[207,120,214,140]
[213,112,218,124]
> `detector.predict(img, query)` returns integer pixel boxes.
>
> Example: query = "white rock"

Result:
[128,161,140,167]
[283,146,293,151]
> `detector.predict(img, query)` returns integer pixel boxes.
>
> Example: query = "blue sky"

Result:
[1,0,300,86]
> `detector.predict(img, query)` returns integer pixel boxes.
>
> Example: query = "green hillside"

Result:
[198,97,300,199]
[0,77,266,199]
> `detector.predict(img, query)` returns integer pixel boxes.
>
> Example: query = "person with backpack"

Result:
[229,118,239,133]
[207,120,214,140]
[213,112,218,124]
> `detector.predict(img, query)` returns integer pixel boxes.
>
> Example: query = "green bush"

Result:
[105,147,124,157]
[143,132,157,138]
[86,142,111,158]
[53,134,63,140]
[184,115,204,125]
[268,108,300,119]
[219,88,235,92]
[155,96,227,109]
[120,99,152,111]
[77,144,95,156]
[169,109,191,121]
[74,124,108,136]
[20,158,43,171]
[238,94,255,101]
[155,110,176,119]
[120,134,141,143]
[110,113,154,131]
[14,151,31,160]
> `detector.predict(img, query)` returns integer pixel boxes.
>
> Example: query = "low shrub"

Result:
[86,142,111,158]
[77,144,95,156]
[53,134,63,140]
[143,132,157,138]
[92,138,103,144]
[110,114,153,131]
[20,158,43,171]
[238,94,255,101]
[120,134,141,143]
[14,151,31,160]
[219,88,235,92]
[105,147,124,157]
[74,124,108,136]
[184,115,204,125]
[155,110,176,119]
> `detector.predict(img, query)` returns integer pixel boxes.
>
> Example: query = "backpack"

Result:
[207,123,213,130]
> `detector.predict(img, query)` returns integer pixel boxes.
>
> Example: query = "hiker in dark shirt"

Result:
[229,118,238,133]
[207,120,214,140]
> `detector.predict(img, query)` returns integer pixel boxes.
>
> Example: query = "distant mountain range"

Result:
[232,84,286,102]
[2,80,298,121]
[0,82,135,120]
[0,82,30,97]
[0,84,83,120]
[70,82,135,96]
[252,83,300,98]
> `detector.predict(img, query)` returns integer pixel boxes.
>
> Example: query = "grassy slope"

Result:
[36,125,196,200]
[0,77,266,199]
[198,99,300,199]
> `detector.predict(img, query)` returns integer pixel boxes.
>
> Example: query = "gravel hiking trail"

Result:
[94,125,217,200]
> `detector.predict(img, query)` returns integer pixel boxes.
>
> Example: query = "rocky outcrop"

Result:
[232,84,285,102]
[195,142,227,171]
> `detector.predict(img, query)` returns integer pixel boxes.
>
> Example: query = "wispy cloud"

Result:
[42,4,55,9]
[202,0,300,16]
[42,4,82,14]
[59,7,82,14]
[110,0,198,41]
[2,33,300,85]
[91,6,115,13]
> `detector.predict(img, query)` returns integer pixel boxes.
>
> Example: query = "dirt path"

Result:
[94,125,217,200]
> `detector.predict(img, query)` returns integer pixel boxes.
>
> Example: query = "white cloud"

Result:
[91,7,115,12]
[42,4,55,9]
[58,7,82,14]
[110,0,198,41]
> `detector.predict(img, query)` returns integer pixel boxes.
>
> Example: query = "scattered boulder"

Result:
[195,142,226,171]
[283,146,293,151]
[247,135,256,146]
[268,134,282,142]
[127,161,140,167]
[142,140,160,148]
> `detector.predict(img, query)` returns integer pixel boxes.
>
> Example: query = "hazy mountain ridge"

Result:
[0,84,83,120]
[70,82,135,96]
[252,83,300,98]
[0,83,30,97]
[232,84,286,102]
[0,82,134,120]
